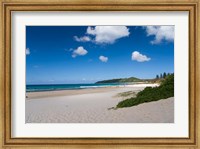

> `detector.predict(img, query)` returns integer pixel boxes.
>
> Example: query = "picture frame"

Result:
[0,0,199,148]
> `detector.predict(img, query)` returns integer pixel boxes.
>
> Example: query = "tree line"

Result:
[156,72,173,79]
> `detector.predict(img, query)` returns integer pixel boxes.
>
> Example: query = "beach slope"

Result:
[26,85,174,123]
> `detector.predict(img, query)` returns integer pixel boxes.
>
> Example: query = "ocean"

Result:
[26,83,125,92]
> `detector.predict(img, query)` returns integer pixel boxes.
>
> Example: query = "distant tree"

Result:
[167,73,171,76]
[156,75,159,79]
[163,72,167,78]
[160,73,163,79]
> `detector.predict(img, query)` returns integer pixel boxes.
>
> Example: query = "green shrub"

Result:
[117,74,174,108]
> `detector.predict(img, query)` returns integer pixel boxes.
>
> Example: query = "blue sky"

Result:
[26,26,174,84]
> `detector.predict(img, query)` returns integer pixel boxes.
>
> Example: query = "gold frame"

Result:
[0,0,199,148]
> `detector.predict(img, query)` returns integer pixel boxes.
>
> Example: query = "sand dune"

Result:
[26,85,174,123]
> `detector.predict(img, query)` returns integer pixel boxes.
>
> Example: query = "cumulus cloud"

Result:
[26,48,30,55]
[74,36,91,42]
[72,46,88,58]
[99,55,108,62]
[131,51,151,62]
[145,26,174,44]
[86,26,130,44]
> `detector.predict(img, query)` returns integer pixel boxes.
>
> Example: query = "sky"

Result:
[26,26,174,85]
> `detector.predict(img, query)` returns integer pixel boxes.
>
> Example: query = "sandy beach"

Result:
[26,84,174,123]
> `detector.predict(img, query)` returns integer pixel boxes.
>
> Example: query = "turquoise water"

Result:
[26,83,125,92]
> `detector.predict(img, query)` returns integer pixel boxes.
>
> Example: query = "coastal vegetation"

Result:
[95,77,141,83]
[96,72,172,84]
[116,91,138,99]
[116,91,136,97]
[116,73,174,108]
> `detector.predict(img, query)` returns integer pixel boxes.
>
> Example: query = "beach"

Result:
[26,84,174,123]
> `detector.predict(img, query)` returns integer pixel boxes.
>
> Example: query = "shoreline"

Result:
[26,83,159,99]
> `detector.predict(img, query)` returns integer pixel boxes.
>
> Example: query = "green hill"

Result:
[95,77,141,84]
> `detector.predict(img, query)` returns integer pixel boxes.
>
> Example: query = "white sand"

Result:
[26,85,174,123]
[125,83,159,87]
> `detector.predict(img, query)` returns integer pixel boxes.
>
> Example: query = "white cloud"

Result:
[72,46,88,58]
[99,55,108,62]
[86,26,130,44]
[145,26,174,44]
[26,48,30,55]
[131,51,151,62]
[74,36,91,42]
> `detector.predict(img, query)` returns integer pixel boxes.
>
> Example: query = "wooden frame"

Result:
[0,0,199,148]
